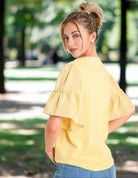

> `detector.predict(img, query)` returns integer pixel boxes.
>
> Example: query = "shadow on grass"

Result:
[0,118,137,177]
[0,118,56,177]
[0,100,46,114]
[106,121,138,170]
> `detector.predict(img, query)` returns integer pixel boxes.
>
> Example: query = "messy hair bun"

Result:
[78,2,103,31]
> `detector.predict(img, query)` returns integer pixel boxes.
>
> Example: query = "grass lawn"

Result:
[0,117,56,177]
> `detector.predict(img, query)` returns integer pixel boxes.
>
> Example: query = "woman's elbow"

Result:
[46,115,63,132]
[46,124,60,133]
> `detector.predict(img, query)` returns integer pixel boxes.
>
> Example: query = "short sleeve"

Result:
[109,75,135,121]
[43,62,84,131]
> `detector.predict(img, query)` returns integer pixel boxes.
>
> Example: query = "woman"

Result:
[43,2,135,178]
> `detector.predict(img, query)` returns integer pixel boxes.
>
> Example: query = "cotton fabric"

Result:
[43,56,135,171]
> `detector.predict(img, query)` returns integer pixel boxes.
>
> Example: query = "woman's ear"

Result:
[90,31,97,43]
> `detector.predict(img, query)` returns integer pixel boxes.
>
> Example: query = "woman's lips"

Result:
[70,48,77,52]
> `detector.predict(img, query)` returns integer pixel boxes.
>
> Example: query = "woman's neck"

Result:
[79,44,98,58]
[86,44,98,57]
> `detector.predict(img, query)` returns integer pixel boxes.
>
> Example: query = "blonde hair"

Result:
[59,2,103,52]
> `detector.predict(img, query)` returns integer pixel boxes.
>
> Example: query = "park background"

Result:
[0,0,138,177]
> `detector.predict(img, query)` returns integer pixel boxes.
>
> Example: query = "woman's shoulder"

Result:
[57,61,81,82]
[71,57,107,73]
[61,57,109,78]
[60,60,80,73]
[71,56,102,67]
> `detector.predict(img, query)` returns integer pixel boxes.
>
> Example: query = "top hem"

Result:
[55,159,114,171]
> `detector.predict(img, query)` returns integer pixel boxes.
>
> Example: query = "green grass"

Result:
[106,120,138,167]
[0,117,55,175]
[5,77,57,81]
[4,65,61,81]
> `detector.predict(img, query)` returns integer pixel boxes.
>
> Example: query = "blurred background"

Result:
[0,0,138,177]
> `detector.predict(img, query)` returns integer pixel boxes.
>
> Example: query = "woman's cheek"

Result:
[76,38,82,48]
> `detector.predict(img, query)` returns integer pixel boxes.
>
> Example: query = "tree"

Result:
[119,0,138,92]
[6,0,45,66]
[119,0,127,92]
[0,0,5,93]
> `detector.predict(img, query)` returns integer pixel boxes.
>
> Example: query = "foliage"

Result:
[4,0,138,61]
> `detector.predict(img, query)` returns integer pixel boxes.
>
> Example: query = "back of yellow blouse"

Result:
[43,56,135,171]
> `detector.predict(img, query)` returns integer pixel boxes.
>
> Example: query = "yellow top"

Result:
[43,56,135,171]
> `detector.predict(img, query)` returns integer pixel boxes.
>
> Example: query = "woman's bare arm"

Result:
[108,110,135,134]
[44,115,63,163]
[44,115,63,152]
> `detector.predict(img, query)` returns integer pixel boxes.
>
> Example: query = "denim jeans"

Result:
[53,163,116,178]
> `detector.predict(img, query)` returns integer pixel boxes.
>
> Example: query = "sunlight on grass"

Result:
[24,140,35,146]
[115,127,128,133]
[5,68,60,80]
[5,80,55,93]
[0,123,18,129]
[126,137,138,144]
[116,160,138,173]
[115,124,138,133]
[0,117,51,176]
[5,68,60,77]
[10,129,39,135]
[0,112,48,120]
[0,140,14,146]
[106,139,120,145]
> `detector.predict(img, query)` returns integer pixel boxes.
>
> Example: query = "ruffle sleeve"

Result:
[43,62,84,131]
[108,74,135,121]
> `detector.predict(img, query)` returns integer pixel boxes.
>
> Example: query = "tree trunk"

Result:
[21,27,25,66]
[17,27,26,66]
[0,0,5,93]
[119,0,127,92]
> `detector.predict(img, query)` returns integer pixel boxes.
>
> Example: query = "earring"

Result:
[91,40,94,44]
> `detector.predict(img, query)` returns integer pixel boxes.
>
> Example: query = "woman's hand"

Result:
[46,147,56,164]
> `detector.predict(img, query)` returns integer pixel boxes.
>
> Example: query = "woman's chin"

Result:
[71,53,81,58]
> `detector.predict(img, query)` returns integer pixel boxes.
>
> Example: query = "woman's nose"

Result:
[68,38,74,47]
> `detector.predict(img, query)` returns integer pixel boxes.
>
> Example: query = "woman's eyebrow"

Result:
[63,31,79,36]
